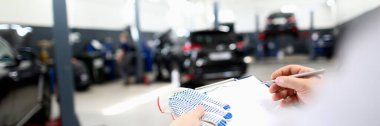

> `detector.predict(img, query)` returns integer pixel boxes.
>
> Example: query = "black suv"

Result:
[260,12,299,56]
[0,33,51,125]
[179,31,247,87]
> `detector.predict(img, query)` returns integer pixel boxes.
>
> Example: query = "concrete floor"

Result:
[71,56,332,126]
[74,82,172,126]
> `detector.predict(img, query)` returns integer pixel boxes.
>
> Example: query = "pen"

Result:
[262,69,326,87]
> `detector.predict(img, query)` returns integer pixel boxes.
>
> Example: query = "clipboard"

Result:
[195,75,298,126]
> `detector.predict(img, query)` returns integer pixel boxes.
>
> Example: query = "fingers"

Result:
[269,84,282,93]
[274,76,309,91]
[189,106,205,118]
[168,89,232,121]
[271,89,296,101]
[170,106,204,126]
[202,112,228,126]
[268,65,317,107]
[269,83,299,106]
[280,95,299,107]
[203,97,231,110]
[271,65,314,79]
[199,101,232,120]
[168,89,232,126]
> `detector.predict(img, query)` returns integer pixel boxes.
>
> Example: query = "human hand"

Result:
[170,106,205,126]
[165,89,231,126]
[269,65,320,106]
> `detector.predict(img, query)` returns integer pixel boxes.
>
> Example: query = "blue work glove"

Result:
[168,89,232,126]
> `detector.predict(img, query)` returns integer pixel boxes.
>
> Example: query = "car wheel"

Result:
[76,73,91,91]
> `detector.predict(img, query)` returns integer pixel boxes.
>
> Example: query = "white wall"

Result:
[0,0,213,32]
[0,0,132,30]
[66,0,132,30]
[140,0,170,32]
[219,0,380,32]
[0,0,379,32]
[140,0,213,32]
[219,0,337,32]
[0,0,54,27]
[0,0,167,31]
[336,0,380,24]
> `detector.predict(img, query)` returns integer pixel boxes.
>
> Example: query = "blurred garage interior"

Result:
[1,0,380,126]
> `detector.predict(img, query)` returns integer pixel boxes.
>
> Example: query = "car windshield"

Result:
[269,13,292,19]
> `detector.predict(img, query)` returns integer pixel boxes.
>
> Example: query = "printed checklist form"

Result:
[197,76,299,126]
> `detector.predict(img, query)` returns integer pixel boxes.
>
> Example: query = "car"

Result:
[264,12,298,38]
[76,40,106,84]
[0,37,51,125]
[261,12,299,57]
[310,31,335,60]
[153,30,176,81]
[71,58,91,90]
[178,30,248,88]
[153,30,185,81]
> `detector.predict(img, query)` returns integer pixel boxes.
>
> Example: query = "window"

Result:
[0,37,15,64]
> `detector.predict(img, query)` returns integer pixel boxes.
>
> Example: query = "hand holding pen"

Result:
[268,65,324,107]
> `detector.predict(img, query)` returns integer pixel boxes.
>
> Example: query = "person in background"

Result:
[170,8,380,126]
[116,31,137,84]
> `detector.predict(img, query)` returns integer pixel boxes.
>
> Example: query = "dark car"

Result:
[71,58,91,90]
[261,12,299,57]
[153,30,175,81]
[179,31,247,88]
[264,12,298,38]
[76,40,106,84]
[0,37,51,125]
[153,30,185,81]
[310,31,335,60]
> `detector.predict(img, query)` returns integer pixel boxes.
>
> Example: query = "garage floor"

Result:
[62,56,332,126]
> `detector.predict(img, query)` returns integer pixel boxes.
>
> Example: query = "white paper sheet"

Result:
[197,76,298,126]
